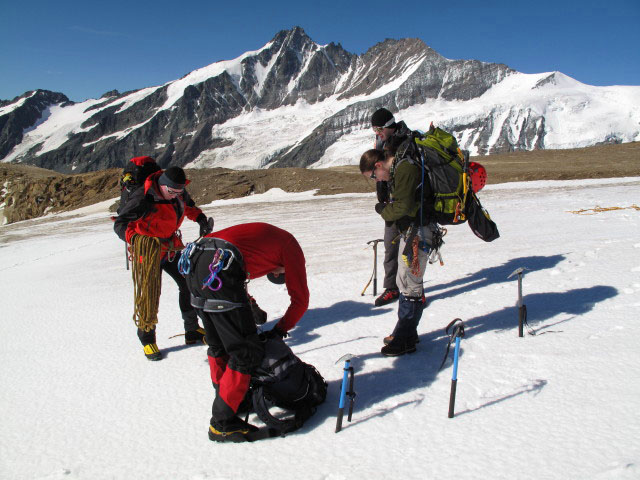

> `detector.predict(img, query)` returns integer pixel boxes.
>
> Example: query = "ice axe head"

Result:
[508,267,528,280]
[336,353,354,364]
[445,318,465,338]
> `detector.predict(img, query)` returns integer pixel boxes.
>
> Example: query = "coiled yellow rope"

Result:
[130,235,162,333]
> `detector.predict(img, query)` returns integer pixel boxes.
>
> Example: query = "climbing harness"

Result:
[163,230,182,263]
[401,224,447,273]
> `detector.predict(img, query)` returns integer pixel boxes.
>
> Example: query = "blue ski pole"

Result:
[335,353,356,433]
[439,318,465,418]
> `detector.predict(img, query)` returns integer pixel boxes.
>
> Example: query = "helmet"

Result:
[468,162,487,193]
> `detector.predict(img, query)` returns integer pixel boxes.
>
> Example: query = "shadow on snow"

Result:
[297,254,618,433]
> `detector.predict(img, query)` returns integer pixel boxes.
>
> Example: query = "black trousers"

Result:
[137,252,199,345]
[184,238,264,422]
[199,308,263,422]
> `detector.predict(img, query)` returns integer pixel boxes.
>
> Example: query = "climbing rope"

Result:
[130,235,162,333]
[568,205,639,215]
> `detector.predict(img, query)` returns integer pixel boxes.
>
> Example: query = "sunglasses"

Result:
[372,126,384,134]
[166,187,184,195]
[369,163,378,179]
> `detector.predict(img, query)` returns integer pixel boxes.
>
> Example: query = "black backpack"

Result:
[248,333,327,435]
[116,156,161,214]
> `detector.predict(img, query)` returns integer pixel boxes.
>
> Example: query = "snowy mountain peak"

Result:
[1,28,639,173]
[270,26,316,51]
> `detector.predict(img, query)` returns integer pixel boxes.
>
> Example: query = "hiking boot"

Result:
[381,339,417,357]
[374,288,400,307]
[143,343,162,361]
[185,327,207,345]
[383,335,420,345]
[208,416,259,443]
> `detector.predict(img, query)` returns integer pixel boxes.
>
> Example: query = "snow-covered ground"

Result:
[1,177,639,480]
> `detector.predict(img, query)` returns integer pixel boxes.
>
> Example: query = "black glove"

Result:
[249,296,267,325]
[266,325,288,339]
[196,214,213,236]
[375,202,386,215]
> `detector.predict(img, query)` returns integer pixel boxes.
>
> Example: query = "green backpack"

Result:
[398,124,471,226]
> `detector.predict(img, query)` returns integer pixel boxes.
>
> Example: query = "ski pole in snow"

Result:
[361,239,383,296]
[508,267,528,337]
[335,353,356,433]
[439,318,465,418]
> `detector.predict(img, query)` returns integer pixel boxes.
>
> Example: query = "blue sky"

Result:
[1,0,638,102]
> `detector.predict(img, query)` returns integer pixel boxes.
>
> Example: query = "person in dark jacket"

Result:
[360,148,436,357]
[114,165,213,360]
[370,108,413,307]
[182,222,309,442]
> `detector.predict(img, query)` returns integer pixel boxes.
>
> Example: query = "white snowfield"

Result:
[1,177,639,480]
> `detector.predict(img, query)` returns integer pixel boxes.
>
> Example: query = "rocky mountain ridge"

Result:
[1,27,639,174]
[2,141,638,226]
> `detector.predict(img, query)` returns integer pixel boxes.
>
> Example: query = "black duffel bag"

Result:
[465,192,500,242]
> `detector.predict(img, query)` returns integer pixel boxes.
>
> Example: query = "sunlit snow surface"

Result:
[1,178,640,479]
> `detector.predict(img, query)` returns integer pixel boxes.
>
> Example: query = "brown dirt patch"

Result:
[1,141,638,224]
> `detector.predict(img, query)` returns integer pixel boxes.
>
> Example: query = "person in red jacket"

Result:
[182,222,309,442]
[114,165,213,360]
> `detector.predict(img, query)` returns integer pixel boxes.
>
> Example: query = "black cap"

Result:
[158,167,186,189]
[371,108,395,128]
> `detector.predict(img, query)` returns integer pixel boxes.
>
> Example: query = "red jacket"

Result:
[117,171,203,255]
[206,223,309,333]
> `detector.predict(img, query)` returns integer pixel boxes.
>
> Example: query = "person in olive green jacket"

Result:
[360,148,438,356]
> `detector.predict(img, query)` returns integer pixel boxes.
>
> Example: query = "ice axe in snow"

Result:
[508,267,529,337]
[439,318,465,418]
[361,239,383,296]
[335,353,356,433]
